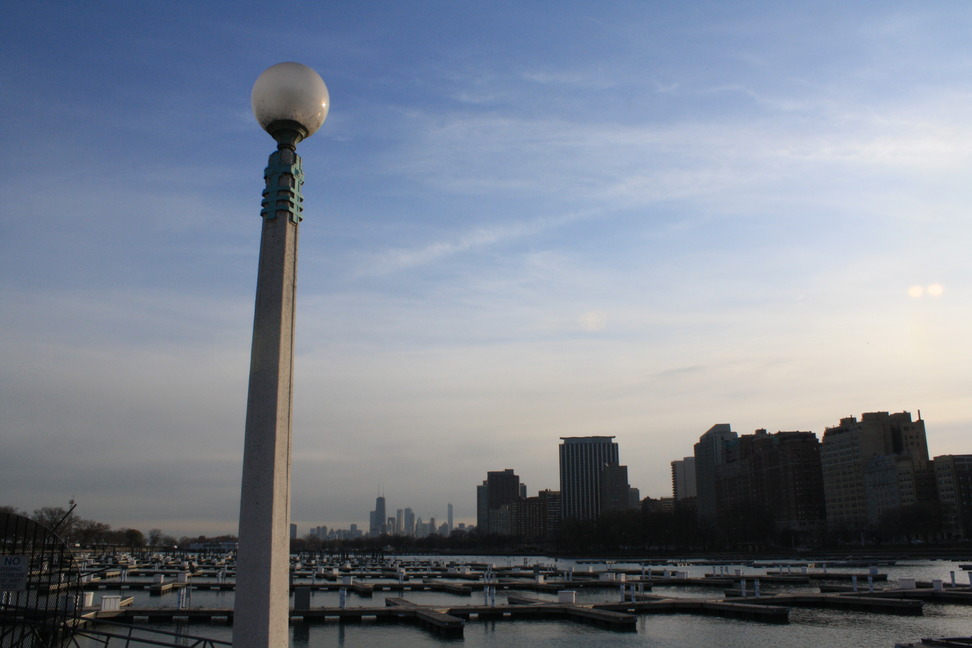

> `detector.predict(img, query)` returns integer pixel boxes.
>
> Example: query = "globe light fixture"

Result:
[234,62,328,648]
[251,61,329,145]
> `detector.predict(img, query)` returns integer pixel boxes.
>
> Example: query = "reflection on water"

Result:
[72,558,972,648]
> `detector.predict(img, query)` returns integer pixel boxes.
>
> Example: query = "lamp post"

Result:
[234,62,329,648]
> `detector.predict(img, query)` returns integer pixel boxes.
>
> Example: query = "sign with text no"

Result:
[0,555,29,591]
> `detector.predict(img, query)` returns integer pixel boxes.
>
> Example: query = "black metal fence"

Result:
[0,512,83,648]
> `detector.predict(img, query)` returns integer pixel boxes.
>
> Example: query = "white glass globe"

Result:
[251,62,329,139]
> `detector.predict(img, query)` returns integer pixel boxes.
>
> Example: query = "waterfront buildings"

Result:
[313,409,960,547]
[599,463,636,513]
[694,424,737,528]
[820,411,931,535]
[934,454,972,540]
[476,482,488,531]
[474,469,534,536]
[559,436,620,521]
[713,429,826,544]
[481,487,562,541]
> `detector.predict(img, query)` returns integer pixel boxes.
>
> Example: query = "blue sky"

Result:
[2,1,970,537]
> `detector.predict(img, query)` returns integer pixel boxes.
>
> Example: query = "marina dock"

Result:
[71,555,972,640]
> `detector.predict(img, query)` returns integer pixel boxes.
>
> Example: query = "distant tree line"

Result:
[0,503,228,552]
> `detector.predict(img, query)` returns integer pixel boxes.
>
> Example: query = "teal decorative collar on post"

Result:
[260,147,304,223]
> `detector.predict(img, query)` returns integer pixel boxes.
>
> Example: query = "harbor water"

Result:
[73,556,972,648]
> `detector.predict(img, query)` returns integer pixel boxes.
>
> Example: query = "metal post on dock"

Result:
[852,575,858,592]
[740,579,747,597]
[867,575,874,592]
[950,571,956,587]
[754,579,760,598]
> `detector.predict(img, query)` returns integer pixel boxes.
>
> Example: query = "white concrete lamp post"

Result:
[234,62,328,648]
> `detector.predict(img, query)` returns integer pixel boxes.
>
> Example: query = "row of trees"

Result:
[0,503,210,550]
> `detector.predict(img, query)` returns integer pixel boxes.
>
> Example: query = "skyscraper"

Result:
[935,455,972,540]
[714,429,826,544]
[694,424,737,528]
[485,469,521,534]
[559,436,620,521]
[447,502,454,535]
[599,463,632,513]
[476,481,488,531]
[403,507,415,536]
[671,457,697,500]
[370,496,387,536]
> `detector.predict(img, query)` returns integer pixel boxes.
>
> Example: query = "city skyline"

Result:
[2,3,971,538]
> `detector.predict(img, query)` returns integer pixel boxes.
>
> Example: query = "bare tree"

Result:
[32,505,78,538]
[123,528,145,549]
[147,528,164,548]
[75,519,112,547]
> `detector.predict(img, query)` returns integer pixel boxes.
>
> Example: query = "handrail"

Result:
[70,617,231,648]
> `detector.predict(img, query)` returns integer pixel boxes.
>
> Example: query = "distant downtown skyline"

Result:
[294,409,965,539]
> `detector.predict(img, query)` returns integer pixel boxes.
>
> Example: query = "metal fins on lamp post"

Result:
[234,62,329,648]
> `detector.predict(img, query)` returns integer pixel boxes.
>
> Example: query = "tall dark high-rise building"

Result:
[714,429,826,543]
[484,469,521,534]
[671,457,697,500]
[599,463,632,513]
[559,436,620,521]
[694,424,737,528]
[487,469,520,510]
[540,489,562,540]
[403,507,415,536]
[935,455,972,540]
[369,495,386,536]
[476,481,488,531]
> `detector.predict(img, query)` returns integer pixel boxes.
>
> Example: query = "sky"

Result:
[1,1,971,538]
